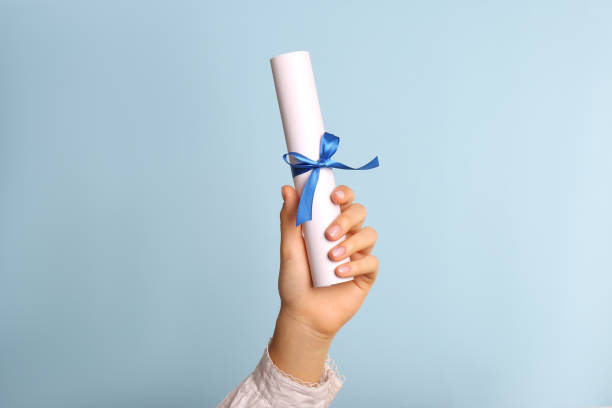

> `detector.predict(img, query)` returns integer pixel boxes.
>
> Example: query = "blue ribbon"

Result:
[283,132,379,226]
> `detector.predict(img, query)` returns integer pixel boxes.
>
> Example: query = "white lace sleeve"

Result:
[217,342,344,408]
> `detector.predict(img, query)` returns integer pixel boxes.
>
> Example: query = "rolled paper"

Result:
[270,51,352,288]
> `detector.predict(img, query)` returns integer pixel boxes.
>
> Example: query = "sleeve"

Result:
[217,342,344,408]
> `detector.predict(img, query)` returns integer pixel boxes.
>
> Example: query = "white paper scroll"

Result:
[270,51,352,287]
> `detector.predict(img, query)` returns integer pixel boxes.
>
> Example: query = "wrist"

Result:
[268,308,334,384]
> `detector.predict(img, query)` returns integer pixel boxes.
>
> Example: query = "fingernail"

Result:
[327,225,341,239]
[331,246,345,258]
[337,264,350,276]
[334,189,345,200]
[281,187,286,201]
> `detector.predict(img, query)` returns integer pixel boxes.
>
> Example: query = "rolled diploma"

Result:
[270,51,352,288]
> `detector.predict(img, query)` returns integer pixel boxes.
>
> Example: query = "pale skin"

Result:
[268,184,379,383]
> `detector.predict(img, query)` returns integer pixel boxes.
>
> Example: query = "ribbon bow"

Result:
[283,132,379,226]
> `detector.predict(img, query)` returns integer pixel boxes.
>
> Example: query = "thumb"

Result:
[280,185,307,262]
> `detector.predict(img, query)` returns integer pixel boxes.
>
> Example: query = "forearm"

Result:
[268,308,333,384]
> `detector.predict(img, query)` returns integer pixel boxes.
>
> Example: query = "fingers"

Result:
[327,186,380,291]
[330,185,355,209]
[325,203,366,241]
[328,226,377,261]
[280,185,305,261]
[334,254,379,279]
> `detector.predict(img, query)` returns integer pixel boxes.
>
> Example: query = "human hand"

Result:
[269,185,379,383]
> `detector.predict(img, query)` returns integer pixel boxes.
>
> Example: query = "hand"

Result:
[269,185,379,383]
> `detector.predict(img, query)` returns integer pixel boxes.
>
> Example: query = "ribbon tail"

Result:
[359,156,380,170]
[296,167,320,226]
[327,156,380,171]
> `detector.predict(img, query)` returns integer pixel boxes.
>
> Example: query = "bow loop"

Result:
[319,132,340,161]
[283,132,379,226]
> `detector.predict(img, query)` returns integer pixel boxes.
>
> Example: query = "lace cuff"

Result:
[217,342,344,408]
[251,342,345,407]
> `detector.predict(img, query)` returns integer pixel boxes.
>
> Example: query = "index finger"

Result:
[331,185,355,209]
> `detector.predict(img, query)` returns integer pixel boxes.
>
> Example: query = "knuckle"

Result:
[337,214,351,231]
[351,204,366,222]
[372,255,379,269]
[369,257,379,280]
[342,239,353,253]
[352,202,366,215]
[364,226,377,239]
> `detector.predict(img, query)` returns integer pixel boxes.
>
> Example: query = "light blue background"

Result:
[1,1,611,407]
